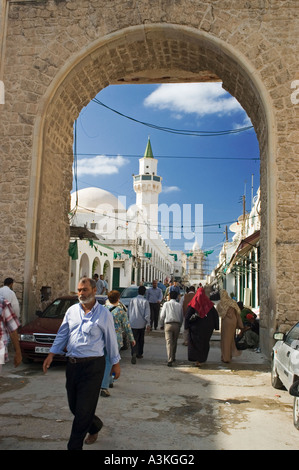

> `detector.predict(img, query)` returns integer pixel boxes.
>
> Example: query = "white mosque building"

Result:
[69,138,174,292]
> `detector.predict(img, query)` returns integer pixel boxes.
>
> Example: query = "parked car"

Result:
[19,295,107,363]
[119,285,149,308]
[289,380,299,430]
[271,321,299,429]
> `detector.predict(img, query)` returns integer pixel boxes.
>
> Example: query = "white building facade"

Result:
[69,139,174,289]
[207,188,261,310]
[181,240,205,287]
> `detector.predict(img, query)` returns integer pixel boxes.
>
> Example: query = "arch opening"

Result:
[27,24,275,354]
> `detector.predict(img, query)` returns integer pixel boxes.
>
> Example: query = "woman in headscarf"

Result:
[217,289,244,363]
[185,287,219,366]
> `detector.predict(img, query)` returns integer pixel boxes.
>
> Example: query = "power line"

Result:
[92,98,254,137]
[74,152,259,161]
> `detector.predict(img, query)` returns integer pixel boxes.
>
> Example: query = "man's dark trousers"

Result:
[131,327,146,357]
[66,356,105,450]
[149,303,160,330]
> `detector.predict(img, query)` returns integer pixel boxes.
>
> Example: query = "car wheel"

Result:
[271,357,283,389]
[293,397,299,430]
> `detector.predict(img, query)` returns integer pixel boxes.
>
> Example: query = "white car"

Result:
[290,380,299,430]
[119,285,149,308]
[271,321,299,429]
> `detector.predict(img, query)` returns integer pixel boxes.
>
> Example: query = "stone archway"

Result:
[30,25,275,352]
[103,260,111,291]
[79,253,89,279]
[92,256,102,279]
[1,3,298,357]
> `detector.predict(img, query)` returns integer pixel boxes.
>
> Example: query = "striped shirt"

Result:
[0,296,20,364]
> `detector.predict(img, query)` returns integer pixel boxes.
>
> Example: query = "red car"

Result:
[19,295,107,363]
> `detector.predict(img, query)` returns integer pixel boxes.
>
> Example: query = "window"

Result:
[285,323,299,348]
[42,299,78,319]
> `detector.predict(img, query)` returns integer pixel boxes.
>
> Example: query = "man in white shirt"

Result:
[0,278,20,318]
[160,291,183,366]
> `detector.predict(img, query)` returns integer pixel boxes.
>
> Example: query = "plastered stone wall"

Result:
[0,0,298,356]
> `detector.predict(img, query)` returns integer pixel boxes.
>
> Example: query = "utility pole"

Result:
[242,194,246,237]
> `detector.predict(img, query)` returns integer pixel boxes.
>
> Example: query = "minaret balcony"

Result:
[134,175,161,182]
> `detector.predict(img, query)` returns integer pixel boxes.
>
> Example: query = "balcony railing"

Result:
[134,175,161,182]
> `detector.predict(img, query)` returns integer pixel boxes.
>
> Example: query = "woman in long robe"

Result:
[185,287,219,366]
[217,290,244,363]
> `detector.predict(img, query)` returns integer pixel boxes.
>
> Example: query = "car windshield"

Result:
[285,322,299,347]
[41,298,78,319]
[120,288,139,299]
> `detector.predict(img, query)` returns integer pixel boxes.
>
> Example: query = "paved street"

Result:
[0,331,298,451]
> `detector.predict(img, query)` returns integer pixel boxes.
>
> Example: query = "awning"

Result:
[70,226,100,240]
[228,230,260,268]
[213,261,225,277]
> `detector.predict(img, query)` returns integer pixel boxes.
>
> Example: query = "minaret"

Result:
[133,138,162,228]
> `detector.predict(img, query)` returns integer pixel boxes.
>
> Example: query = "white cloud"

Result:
[163,186,181,193]
[144,83,243,117]
[76,154,129,176]
[232,114,252,129]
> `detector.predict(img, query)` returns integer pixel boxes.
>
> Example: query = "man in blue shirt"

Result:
[43,277,121,450]
[170,280,181,301]
[127,285,151,363]
[93,273,105,295]
[146,280,163,330]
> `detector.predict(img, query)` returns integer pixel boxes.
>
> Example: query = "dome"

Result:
[70,187,126,213]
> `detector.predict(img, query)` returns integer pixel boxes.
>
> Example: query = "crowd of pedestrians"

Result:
[0,274,259,450]
[126,280,260,368]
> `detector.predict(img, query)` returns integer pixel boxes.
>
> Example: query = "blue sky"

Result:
[72,83,260,272]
